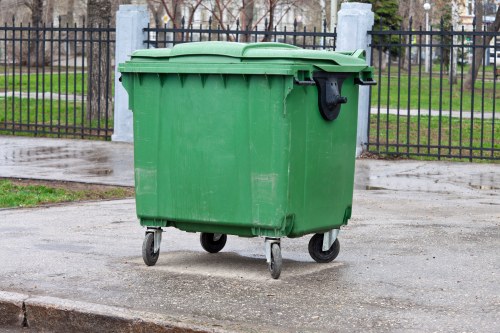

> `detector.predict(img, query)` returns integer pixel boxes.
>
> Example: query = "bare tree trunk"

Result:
[464,0,484,90]
[240,0,255,42]
[86,0,112,122]
[450,0,459,84]
[261,0,277,42]
[464,5,500,90]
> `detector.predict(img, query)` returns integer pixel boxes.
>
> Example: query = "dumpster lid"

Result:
[129,42,369,70]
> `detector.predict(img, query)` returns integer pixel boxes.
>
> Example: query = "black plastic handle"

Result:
[313,73,348,121]
[354,77,377,86]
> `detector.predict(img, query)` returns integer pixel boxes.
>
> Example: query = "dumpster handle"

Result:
[294,78,316,86]
[354,77,376,86]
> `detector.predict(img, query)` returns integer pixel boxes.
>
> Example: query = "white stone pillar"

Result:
[112,5,149,142]
[336,3,374,157]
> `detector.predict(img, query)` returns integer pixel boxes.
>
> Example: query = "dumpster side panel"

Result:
[132,73,161,218]
[287,75,358,237]
[133,73,290,236]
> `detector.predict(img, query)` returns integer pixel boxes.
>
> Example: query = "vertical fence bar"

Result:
[480,25,486,158]
[35,22,39,136]
[50,23,54,132]
[322,20,327,49]
[313,26,317,50]
[417,25,423,154]
[27,23,31,132]
[376,30,383,152]
[493,34,497,158]
[427,26,433,156]
[105,24,111,138]
[396,26,402,154]
[97,24,102,137]
[81,20,85,138]
[459,26,465,158]
[367,30,375,153]
[470,20,476,161]
[448,26,454,156]
[11,18,15,134]
[65,22,69,135]
[73,23,78,136]
[235,19,239,42]
[57,20,61,137]
[438,19,444,160]
[42,23,46,132]
[19,23,23,131]
[87,22,93,137]
[407,19,413,157]
[3,22,6,131]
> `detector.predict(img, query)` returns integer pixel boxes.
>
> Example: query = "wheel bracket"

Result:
[322,229,339,251]
[264,238,280,263]
[146,228,163,253]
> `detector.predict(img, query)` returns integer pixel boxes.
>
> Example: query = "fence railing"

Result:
[0,19,115,140]
[1,16,498,162]
[144,19,337,50]
[368,19,499,161]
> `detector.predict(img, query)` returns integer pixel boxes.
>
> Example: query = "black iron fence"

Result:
[144,18,337,50]
[0,19,115,140]
[1,16,498,161]
[368,19,499,161]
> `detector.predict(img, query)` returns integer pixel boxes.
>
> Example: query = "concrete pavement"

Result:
[0,135,499,332]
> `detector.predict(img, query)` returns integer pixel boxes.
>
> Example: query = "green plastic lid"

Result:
[119,42,373,75]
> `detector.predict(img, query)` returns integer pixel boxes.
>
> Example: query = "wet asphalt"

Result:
[0,136,499,332]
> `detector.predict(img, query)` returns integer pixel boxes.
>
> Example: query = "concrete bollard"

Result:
[337,3,375,157]
[112,5,149,143]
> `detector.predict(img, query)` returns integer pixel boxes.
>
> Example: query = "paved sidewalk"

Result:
[0,136,133,186]
[0,136,499,332]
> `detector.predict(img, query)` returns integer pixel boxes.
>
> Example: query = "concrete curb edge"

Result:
[0,291,224,333]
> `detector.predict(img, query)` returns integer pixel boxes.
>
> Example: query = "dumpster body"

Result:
[119,42,374,278]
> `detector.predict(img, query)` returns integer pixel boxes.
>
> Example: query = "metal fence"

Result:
[144,18,337,50]
[0,19,115,140]
[368,19,499,161]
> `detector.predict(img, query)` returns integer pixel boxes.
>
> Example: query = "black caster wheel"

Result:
[308,233,340,263]
[268,243,282,279]
[200,233,227,253]
[142,232,160,266]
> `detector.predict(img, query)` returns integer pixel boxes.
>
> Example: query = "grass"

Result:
[0,179,134,208]
[0,73,87,95]
[0,97,113,138]
[0,72,115,96]
[371,70,500,113]
[368,113,500,160]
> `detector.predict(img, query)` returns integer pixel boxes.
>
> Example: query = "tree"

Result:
[355,0,402,70]
[464,1,500,90]
[23,0,53,66]
[86,0,112,121]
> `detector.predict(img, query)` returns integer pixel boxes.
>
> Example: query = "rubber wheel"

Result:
[200,233,227,253]
[308,233,340,263]
[142,232,160,266]
[268,243,282,279]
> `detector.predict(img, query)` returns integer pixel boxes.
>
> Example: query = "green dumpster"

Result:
[119,41,375,279]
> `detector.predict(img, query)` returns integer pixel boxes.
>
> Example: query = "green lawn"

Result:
[0,179,133,208]
[371,71,500,113]
[368,113,500,160]
[0,73,87,95]
[0,72,115,95]
[0,97,113,137]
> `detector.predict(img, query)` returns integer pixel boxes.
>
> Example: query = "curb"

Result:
[0,291,223,333]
